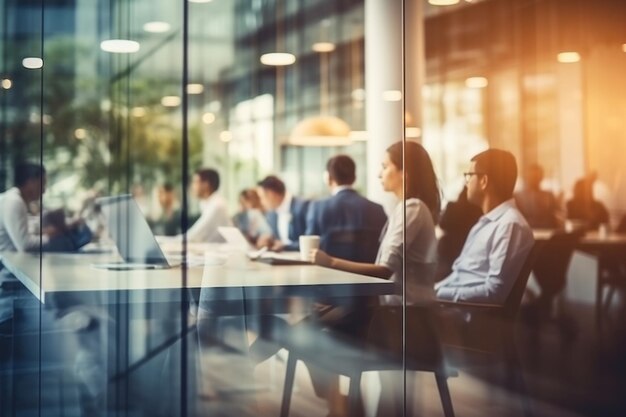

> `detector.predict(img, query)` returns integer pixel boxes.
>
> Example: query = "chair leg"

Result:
[435,374,455,417]
[504,339,533,417]
[280,353,297,417]
[348,373,362,417]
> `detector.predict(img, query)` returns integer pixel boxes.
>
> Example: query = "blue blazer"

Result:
[306,188,387,252]
[266,197,311,251]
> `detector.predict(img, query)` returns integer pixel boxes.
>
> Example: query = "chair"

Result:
[596,216,626,328]
[321,228,382,264]
[523,230,584,337]
[435,243,540,417]
[279,306,456,417]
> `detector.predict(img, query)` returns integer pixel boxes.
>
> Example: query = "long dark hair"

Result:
[386,141,441,222]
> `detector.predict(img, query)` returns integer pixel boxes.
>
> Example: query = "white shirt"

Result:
[435,199,534,304]
[276,192,293,244]
[0,187,49,252]
[185,193,231,243]
[377,198,438,306]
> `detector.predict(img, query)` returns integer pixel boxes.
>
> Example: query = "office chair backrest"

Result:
[502,243,541,319]
[322,228,381,263]
[532,229,584,298]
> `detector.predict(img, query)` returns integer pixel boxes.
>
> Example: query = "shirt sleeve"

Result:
[3,195,48,251]
[377,200,424,272]
[186,203,220,242]
[440,222,532,303]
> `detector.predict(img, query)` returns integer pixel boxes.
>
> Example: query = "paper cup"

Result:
[299,235,320,261]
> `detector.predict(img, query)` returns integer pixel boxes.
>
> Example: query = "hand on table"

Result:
[310,249,333,267]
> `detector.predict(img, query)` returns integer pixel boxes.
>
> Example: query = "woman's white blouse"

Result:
[376,198,438,305]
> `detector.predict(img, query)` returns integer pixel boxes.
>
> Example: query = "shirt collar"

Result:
[483,198,516,222]
[276,192,292,214]
[331,185,352,196]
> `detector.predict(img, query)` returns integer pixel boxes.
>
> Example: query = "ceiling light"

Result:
[202,112,215,124]
[622,44,626,53]
[428,0,460,5]
[143,21,171,33]
[260,53,296,66]
[382,90,402,101]
[131,107,146,117]
[161,96,181,107]
[220,131,232,142]
[189,0,212,3]
[405,127,422,138]
[186,83,204,94]
[557,52,580,63]
[100,39,140,54]
[74,128,87,140]
[1,79,11,89]
[289,116,352,147]
[312,42,335,53]
[465,76,488,88]
[22,57,43,69]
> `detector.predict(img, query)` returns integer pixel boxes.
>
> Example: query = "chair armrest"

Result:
[436,299,504,314]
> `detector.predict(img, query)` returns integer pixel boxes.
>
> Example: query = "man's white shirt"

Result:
[276,192,293,245]
[0,187,49,252]
[185,193,231,243]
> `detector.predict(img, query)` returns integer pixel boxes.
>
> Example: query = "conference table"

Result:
[532,229,626,328]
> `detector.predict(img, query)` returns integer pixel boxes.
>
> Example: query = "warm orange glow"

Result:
[312,42,335,53]
[622,44,626,53]
[557,52,581,63]
[465,77,488,88]
[429,0,459,5]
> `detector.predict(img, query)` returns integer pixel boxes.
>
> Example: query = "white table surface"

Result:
[0,252,395,304]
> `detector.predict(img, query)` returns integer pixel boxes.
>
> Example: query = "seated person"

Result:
[515,163,561,228]
[436,149,534,304]
[256,175,309,251]
[149,183,181,236]
[185,168,231,243]
[232,188,273,245]
[436,186,482,281]
[306,154,387,260]
[307,141,441,413]
[566,175,609,231]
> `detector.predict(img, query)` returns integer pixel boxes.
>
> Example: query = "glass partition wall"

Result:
[1,1,410,416]
[3,1,626,417]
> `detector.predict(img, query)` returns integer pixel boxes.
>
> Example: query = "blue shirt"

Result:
[435,199,534,304]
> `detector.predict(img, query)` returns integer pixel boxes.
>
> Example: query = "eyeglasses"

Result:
[463,172,485,182]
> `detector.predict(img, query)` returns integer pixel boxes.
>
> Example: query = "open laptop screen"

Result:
[97,194,170,266]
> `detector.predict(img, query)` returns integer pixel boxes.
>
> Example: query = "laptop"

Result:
[217,226,310,265]
[94,194,178,270]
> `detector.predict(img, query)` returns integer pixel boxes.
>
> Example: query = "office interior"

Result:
[1,0,626,416]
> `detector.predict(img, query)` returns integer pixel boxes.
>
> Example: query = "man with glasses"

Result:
[435,149,534,304]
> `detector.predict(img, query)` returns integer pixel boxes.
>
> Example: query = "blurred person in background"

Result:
[567,174,609,231]
[149,183,181,236]
[185,168,231,243]
[256,175,310,251]
[515,163,562,229]
[232,188,272,245]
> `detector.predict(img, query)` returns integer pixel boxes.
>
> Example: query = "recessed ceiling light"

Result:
[143,21,171,33]
[1,78,11,89]
[74,128,87,140]
[220,131,232,142]
[187,84,204,94]
[100,39,140,54]
[260,53,296,66]
[429,0,460,5]
[189,0,212,3]
[382,90,402,101]
[161,96,181,107]
[312,42,335,53]
[465,76,488,88]
[621,44,626,53]
[557,52,581,63]
[22,57,43,69]
[202,112,216,124]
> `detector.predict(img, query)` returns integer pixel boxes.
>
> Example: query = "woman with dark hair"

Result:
[310,140,441,305]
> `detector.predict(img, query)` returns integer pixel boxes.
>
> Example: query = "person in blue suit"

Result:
[306,154,387,261]
[256,175,310,251]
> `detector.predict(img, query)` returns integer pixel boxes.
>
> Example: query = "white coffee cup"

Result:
[299,235,320,261]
